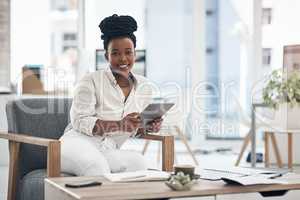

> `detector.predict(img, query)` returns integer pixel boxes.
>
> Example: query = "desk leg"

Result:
[235,131,251,166]
[270,133,283,168]
[251,105,256,167]
[264,132,270,168]
[288,133,293,170]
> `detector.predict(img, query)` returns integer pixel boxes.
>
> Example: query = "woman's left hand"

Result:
[146,117,163,133]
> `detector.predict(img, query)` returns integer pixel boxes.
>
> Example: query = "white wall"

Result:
[145,0,193,87]
[218,0,240,84]
[10,0,51,85]
[218,0,242,120]
[190,0,206,145]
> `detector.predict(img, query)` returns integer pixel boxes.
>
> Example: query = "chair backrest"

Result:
[6,98,72,178]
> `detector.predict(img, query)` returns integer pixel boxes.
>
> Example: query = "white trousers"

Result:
[60,130,147,176]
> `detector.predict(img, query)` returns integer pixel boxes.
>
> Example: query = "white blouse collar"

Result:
[104,67,138,88]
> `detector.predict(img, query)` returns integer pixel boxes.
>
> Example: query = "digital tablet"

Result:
[140,103,174,125]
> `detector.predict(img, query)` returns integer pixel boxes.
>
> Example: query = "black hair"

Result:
[99,14,137,51]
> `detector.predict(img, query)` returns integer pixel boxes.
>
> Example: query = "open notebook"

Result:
[221,175,287,185]
[104,170,170,182]
[198,167,289,181]
[198,167,288,185]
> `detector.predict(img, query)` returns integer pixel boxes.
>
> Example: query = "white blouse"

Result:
[64,67,153,148]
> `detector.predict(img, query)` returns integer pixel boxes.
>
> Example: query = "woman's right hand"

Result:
[119,112,141,132]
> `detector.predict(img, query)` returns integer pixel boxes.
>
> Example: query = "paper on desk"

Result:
[104,170,170,182]
[275,173,300,183]
[221,175,288,186]
[202,167,285,176]
[198,167,288,181]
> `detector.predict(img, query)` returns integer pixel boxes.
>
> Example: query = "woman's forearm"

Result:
[92,119,121,136]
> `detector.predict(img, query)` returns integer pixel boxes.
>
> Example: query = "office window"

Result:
[62,32,77,52]
[206,47,214,54]
[63,46,76,52]
[206,10,214,16]
[262,48,272,66]
[262,8,272,25]
[51,0,77,11]
[63,33,77,41]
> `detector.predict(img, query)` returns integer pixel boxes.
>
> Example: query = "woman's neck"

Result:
[112,72,134,88]
[117,77,130,88]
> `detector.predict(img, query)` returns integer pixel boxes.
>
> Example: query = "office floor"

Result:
[0,139,299,200]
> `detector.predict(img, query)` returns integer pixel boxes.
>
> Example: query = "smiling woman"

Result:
[59,14,163,176]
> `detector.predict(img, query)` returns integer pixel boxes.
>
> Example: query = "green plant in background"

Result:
[263,69,300,109]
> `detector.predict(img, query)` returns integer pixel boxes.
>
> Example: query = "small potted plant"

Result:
[262,69,300,130]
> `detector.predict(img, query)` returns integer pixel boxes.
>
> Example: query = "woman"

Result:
[60,14,162,176]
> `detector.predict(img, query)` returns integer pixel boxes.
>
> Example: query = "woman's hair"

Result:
[99,14,137,50]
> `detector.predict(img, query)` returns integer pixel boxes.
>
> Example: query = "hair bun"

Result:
[99,14,137,40]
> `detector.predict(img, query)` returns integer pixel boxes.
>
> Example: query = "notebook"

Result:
[221,175,287,186]
[104,170,170,182]
[198,167,287,181]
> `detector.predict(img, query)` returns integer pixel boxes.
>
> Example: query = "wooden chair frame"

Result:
[0,132,174,200]
[142,125,199,166]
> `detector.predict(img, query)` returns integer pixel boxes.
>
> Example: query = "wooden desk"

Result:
[45,175,300,200]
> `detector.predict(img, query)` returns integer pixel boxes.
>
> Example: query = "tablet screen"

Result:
[140,103,174,125]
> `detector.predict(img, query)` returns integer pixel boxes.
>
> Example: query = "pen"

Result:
[148,168,161,171]
[269,174,282,179]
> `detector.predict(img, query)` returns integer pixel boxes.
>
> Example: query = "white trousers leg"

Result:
[102,150,147,173]
[60,130,147,176]
[60,131,110,176]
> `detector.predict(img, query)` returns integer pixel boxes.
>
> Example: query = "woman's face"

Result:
[106,37,136,78]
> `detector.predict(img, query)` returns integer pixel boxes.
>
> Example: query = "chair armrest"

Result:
[138,134,174,171]
[0,132,61,177]
[0,132,61,200]
[139,133,171,141]
[0,132,59,147]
